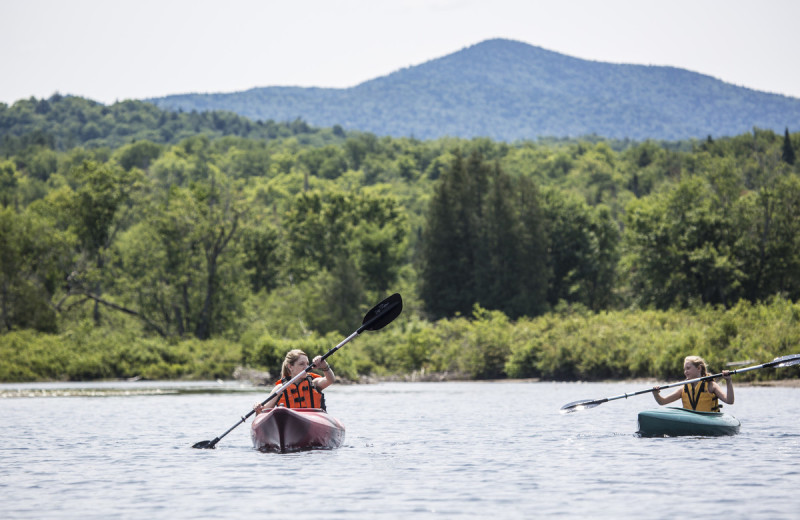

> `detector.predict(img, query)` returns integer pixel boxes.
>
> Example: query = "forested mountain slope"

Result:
[146,39,800,142]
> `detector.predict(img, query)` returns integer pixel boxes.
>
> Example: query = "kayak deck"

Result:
[251,407,345,453]
[638,407,740,437]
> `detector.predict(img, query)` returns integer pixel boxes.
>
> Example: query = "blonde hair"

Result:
[684,355,709,376]
[281,349,308,380]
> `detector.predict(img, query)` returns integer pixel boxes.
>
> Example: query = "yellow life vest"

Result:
[275,373,326,411]
[681,381,720,412]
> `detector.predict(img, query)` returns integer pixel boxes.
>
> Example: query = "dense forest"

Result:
[147,39,800,142]
[1,95,799,383]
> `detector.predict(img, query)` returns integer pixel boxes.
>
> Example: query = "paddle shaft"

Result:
[592,375,721,406]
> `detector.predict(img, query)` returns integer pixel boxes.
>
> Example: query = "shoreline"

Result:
[2,377,797,398]
[1,373,798,388]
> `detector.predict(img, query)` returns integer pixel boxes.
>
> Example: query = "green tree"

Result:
[623,174,744,308]
[737,175,800,301]
[298,145,348,180]
[542,189,619,310]
[0,160,18,208]
[0,207,73,332]
[782,128,796,165]
[111,178,245,339]
[420,151,486,319]
[478,166,549,318]
[115,140,163,171]
[240,223,284,293]
[421,150,551,319]
[284,190,407,295]
[303,256,367,335]
[348,195,408,294]
[58,160,141,324]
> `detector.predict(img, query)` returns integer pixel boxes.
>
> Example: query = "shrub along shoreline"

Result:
[1,298,798,384]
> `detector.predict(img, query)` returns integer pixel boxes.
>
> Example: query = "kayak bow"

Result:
[251,407,345,453]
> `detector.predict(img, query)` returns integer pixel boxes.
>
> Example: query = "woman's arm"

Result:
[314,358,335,391]
[712,372,734,404]
[653,386,682,405]
[254,390,281,414]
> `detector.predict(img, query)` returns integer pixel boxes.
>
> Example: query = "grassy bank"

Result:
[1,298,799,384]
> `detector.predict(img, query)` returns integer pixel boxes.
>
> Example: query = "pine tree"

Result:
[421,150,549,320]
[509,175,550,316]
[478,167,549,318]
[420,151,483,319]
[476,163,518,313]
[782,128,796,165]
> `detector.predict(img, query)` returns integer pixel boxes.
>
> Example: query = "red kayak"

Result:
[251,407,345,453]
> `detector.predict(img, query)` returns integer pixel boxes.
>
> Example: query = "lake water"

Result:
[1,380,798,519]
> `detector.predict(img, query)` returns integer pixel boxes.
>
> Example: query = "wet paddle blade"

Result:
[773,353,800,368]
[560,399,603,413]
[192,439,216,449]
[361,293,403,331]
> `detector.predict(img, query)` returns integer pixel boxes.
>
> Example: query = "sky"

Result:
[2,0,800,106]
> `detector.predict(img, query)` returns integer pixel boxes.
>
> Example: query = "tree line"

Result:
[1,95,799,382]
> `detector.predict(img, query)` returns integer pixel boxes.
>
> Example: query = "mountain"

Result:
[145,39,800,142]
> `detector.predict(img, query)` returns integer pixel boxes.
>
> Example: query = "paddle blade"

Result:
[560,399,603,414]
[773,353,800,368]
[361,293,403,331]
[192,439,217,449]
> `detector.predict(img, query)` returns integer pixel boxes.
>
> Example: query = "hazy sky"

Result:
[3,0,799,105]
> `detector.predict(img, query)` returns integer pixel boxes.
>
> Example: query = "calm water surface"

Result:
[1,380,798,519]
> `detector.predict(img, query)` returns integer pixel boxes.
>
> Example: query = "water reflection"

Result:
[1,381,798,519]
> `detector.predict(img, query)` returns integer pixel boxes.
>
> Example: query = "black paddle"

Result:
[193,293,403,449]
[560,353,800,413]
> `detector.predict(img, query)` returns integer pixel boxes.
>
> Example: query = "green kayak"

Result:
[637,407,741,437]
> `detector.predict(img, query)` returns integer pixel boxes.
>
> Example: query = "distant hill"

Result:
[0,96,345,154]
[146,38,800,142]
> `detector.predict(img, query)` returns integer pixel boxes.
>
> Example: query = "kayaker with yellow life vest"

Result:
[652,356,734,412]
[254,349,336,413]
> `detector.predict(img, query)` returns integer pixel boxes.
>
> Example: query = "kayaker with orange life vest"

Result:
[652,355,734,412]
[254,349,336,413]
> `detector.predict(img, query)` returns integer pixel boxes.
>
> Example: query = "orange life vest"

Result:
[275,374,327,411]
[681,381,720,412]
